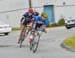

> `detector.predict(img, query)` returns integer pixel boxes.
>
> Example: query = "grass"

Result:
[64,36,75,48]
[12,27,20,31]
[12,25,65,31]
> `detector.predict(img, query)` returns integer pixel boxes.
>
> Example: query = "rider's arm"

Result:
[35,16,41,23]
[20,12,28,24]
[41,20,48,33]
[32,16,40,29]
[43,19,48,26]
[31,13,36,21]
[21,16,25,22]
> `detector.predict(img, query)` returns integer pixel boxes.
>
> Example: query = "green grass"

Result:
[12,25,64,31]
[12,27,20,31]
[64,36,75,48]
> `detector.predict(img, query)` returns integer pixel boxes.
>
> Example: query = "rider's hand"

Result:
[32,18,35,21]
[41,25,47,33]
[41,25,46,30]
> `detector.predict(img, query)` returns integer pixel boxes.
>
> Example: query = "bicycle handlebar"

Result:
[32,28,47,33]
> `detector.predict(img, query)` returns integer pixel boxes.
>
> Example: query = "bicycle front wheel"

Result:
[32,34,40,53]
[19,27,27,48]
[20,36,25,48]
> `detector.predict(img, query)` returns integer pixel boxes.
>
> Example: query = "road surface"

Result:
[0,27,75,58]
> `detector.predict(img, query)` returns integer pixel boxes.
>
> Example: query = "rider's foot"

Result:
[17,39,21,44]
[29,35,33,44]
[29,38,32,44]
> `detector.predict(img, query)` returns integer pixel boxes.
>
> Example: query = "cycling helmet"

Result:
[41,12,48,18]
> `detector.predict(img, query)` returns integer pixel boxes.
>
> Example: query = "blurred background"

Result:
[0,0,75,28]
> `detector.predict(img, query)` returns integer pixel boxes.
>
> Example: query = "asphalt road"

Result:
[0,27,75,58]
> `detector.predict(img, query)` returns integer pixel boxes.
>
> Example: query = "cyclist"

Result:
[18,8,35,44]
[35,12,48,30]
[29,12,48,43]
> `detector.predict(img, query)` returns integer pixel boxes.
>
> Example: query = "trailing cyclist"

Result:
[18,8,35,44]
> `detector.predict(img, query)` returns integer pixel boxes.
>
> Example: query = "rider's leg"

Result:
[18,20,27,43]
[25,22,32,37]
[27,22,32,31]
[28,22,36,44]
[18,25,25,43]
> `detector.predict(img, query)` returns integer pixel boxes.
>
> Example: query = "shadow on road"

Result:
[0,44,29,48]
[0,34,5,36]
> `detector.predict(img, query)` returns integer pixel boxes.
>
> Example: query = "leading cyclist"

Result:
[29,12,48,43]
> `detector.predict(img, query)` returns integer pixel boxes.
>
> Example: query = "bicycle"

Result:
[29,28,46,53]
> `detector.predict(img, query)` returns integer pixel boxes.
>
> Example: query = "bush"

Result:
[50,23,58,27]
[46,22,51,27]
[58,18,65,26]
[47,23,58,27]
[12,27,20,31]
[64,36,75,48]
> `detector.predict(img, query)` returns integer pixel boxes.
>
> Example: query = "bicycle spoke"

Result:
[30,33,40,53]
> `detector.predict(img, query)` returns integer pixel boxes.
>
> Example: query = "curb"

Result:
[47,26,65,30]
[61,42,75,52]
[12,26,65,31]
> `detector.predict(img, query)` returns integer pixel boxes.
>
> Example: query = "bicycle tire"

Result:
[19,27,27,48]
[20,36,25,48]
[32,34,40,53]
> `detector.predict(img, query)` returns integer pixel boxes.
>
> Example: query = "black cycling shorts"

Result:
[23,19,32,26]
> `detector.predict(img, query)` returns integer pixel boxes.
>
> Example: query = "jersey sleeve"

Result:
[35,16,41,23]
[43,19,48,26]
[23,12,28,17]
[21,12,28,22]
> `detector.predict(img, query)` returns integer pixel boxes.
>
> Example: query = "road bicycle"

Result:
[29,28,46,53]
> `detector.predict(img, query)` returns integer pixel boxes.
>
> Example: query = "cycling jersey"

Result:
[35,16,48,26]
[21,12,34,22]
[21,12,35,26]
